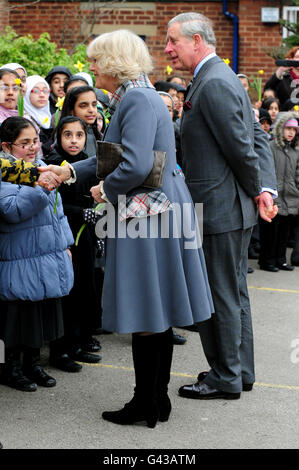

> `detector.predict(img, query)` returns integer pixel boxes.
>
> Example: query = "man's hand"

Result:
[37,171,62,190]
[90,184,106,203]
[254,191,278,222]
[38,163,71,182]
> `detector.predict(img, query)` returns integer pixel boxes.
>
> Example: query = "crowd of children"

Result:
[237,51,299,272]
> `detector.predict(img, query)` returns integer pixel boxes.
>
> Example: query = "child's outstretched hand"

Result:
[38,163,71,182]
[37,170,62,190]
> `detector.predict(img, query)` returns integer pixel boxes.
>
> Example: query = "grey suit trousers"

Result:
[199,227,255,393]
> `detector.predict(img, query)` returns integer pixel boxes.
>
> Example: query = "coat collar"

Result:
[185,55,222,102]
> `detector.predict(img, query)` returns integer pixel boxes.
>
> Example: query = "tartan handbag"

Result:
[96,141,167,189]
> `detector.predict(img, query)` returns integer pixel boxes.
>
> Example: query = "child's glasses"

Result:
[31,88,50,95]
[8,142,39,150]
[0,85,19,92]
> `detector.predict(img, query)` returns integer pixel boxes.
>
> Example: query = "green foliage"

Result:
[0,27,92,80]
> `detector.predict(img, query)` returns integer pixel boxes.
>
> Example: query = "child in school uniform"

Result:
[259,112,299,271]
[0,116,74,391]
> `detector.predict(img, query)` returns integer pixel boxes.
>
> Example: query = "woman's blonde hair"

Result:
[87,29,153,83]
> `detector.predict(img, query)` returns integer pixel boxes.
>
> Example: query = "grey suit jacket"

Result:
[181,55,262,235]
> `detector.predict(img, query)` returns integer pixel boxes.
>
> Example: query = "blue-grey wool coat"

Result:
[0,161,74,302]
[75,87,214,333]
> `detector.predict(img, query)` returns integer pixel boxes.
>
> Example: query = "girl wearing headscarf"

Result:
[45,116,102,371]
[24,75,53,155]
[0,69,31,123]
[0,63,27,95]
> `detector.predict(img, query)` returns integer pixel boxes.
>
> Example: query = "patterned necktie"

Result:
[185,78,193,97]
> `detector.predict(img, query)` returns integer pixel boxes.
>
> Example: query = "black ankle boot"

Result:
[23,348,56,387]
[102,397,159,428]
[102,334,160,428]
[157,328,173,422]
[0,348,37,392]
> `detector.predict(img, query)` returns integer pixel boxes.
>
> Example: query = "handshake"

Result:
[36,163,74,191]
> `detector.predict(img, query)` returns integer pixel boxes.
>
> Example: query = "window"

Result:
[282,6,299,38]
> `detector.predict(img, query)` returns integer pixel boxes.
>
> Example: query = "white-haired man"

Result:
[165,12,277,399]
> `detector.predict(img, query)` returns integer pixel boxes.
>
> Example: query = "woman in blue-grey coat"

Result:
[45,30,214,428]
[0,117,74,392]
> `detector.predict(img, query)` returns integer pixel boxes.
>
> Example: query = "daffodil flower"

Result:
[250,69,264,102]
[294,105,299,111]
[165,65,173,76]
[223,58,230,65]
[15,79,24,117]
[101,89,109,95]
[42,117,49,125]
[55,96,65,111]
[74,61,84,73]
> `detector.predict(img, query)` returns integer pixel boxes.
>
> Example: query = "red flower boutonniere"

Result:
[183,100,192,111]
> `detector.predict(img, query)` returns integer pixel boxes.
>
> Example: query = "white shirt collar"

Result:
[193,52,217,78]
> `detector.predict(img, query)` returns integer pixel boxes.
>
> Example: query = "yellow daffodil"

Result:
[294,105,299,111]
[14,78,21,86]
[165,65,173,75]
[250,69,264,102]
[105,118,110,125]
[55,96,65,111]
[42,117,49,125]
[223,58,230,65]
[101,89,109,95]
[74,61,84,73]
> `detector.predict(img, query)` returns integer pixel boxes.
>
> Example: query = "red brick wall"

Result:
[4,1,284,86]
[238,0,282,80]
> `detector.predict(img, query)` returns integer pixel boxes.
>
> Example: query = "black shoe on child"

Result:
[259,264,279,272]
[0,349,37,392]
[49,353,83,372]
[172,331,187,345]
[276,263,294,271]
[81,337,101,353]
[69,348,101,363]
[24,365,56,387]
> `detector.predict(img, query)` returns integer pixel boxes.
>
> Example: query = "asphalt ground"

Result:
[1,250,299,453]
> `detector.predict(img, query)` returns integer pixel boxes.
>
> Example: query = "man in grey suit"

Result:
[165,12,277,399]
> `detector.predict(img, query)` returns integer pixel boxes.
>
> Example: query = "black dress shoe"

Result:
[49,353,82,373]
[81,337,102,353]
[69,349,101,363]
[0,442,3,449]
[178,381,240,400]
[24,365,56,387]
[0,371,37,392]
[172,331,187,345]
[276,263,294,271]
[259,264,279,272]
[247,267,254,273]
[197,371,254,392]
